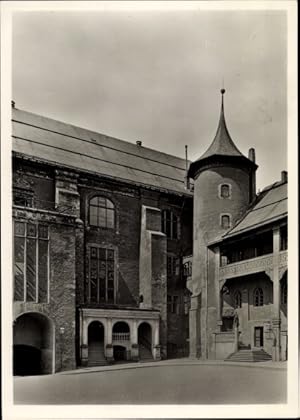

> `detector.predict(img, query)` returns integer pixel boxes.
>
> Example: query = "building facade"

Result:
[12,90,287,375]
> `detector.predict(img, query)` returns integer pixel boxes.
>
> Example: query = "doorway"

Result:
[13,312,54,376]
[254,326,264,347]
[88,321,105,366]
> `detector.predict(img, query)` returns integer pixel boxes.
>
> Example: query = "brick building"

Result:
[12,90,287,375]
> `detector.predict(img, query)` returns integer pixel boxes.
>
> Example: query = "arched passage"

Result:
[88,321,105,366]
[13,312,54,376]
[138,322,153,360]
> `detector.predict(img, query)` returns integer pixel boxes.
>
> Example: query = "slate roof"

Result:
[12,108,191,195]
[223,181,287,239]
[199,92,244,160]
[188,90,257,178]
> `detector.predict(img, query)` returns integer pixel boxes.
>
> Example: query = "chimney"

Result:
[248,148,256,163]
[281,170,288,183]
[136,141,142,146]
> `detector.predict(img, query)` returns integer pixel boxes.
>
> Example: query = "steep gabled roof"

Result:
[12,108,192,196]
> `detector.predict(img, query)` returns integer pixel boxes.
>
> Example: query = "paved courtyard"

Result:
[14,360,287,405]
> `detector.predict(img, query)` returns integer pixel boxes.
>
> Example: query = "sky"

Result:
[12,8,287,190]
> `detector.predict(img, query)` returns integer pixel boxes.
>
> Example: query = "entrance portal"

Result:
[254,326,264,347]
[88,321,105,366]
[13,312,54,376]
[138,322,153,360]
[113,345,127,361]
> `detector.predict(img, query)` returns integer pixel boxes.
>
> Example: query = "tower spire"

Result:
[187,89,258,179]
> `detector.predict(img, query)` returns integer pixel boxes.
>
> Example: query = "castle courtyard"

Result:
[14,360,287,405]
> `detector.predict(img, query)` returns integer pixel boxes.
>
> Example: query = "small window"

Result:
[13,189,34,208]
[167,295,180,314]
[253,288,264,306]
[89,196,115,228]
[167,255,180,278]
[281,282,287,305]
[219,184,231,199]
[280,225,287,251]
[162,209,179,239]
[221,214,231,229]
[234,290,242,308]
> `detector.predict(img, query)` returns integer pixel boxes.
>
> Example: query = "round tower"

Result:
[187,89,258,359]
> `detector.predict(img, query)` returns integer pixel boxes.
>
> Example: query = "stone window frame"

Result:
[86,243,118,305]
[167,294,181,315]
[87,192,118,231]
[161,208,180,240]
[253,287,264,307]
[218,183,232,200]
[233,290,242,308]
[13,220,50,304]
[220,213,232,230]
[167,253,180,278]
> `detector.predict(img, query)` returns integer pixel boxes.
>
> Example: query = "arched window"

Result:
[89,196,115,228]
[161,209,178,239]
[281,282,287,305]
[219,184,231,199]
[234,290,242,308]
[253,288,264,306]
[221,214,231,229]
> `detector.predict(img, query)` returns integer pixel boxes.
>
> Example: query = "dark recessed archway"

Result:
[13,312,54,376]
[88,321,105,366]
[138,322,153,360]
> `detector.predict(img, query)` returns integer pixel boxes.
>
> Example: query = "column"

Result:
[81,318,88,367]
[215,249,223,331]
[153,321,161,360]
[189,294,200,359]
[271,227,281,361]
[131,319,139,361]
[105,318,113,363]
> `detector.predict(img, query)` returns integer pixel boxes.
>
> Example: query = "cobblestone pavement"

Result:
[14,360,287,405]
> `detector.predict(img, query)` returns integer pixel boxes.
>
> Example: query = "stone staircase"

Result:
[87,344,107,367]
[225,348,272,362]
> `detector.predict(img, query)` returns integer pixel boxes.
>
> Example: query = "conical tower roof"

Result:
[188,89,257,179]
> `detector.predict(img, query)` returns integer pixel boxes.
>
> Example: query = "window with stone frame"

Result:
[253,287,264,307]
[14,221,49,303]
[167,295,180,314]
[219,183,231,199]
[167,255,180,278]
[161,209,179,239]
[221,214,231,229]
[89,196,115,229]
[88,246,115,304]
[234,290,242,308]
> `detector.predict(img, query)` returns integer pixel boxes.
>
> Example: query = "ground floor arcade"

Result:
[79,308,161,366]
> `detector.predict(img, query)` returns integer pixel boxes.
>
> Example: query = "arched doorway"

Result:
[88,321,105,366]
[13,312,54,376]
[138,322,153,360]
[113,345,127,361]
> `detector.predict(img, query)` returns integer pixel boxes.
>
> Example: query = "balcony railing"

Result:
[112,332,130,341]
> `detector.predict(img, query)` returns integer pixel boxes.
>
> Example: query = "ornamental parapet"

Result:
[219,253,274,280]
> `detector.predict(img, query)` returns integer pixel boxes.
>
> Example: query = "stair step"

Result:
[225,349,272,362]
